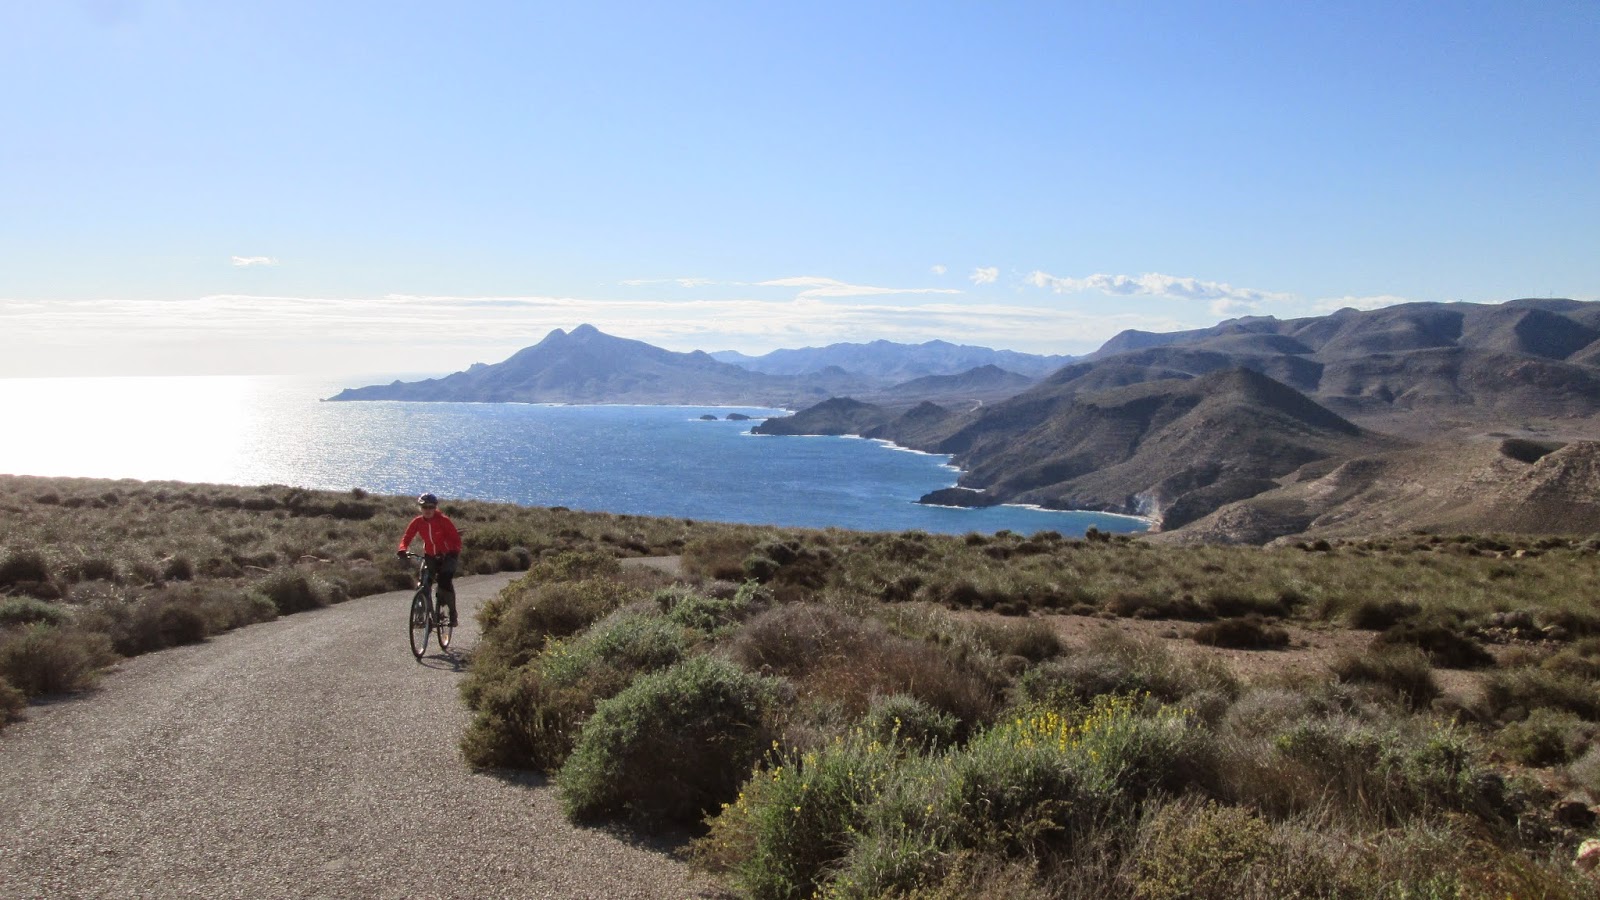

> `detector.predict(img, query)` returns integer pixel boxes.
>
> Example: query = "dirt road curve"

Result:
[0,571,727,899]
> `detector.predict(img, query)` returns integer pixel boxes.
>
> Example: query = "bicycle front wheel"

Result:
[437,616,452,652]
[408,590,432,659]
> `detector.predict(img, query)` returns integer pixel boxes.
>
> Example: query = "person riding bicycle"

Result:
[397,493,462,627]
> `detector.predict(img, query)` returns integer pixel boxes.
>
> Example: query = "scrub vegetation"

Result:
[467,526,1600,897]
[0,474,744,723]
[8,474,1600,894]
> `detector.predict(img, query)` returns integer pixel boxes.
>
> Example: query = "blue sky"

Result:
[3,1,1596,376]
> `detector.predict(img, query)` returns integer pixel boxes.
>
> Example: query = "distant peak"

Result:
[570,323,602,336]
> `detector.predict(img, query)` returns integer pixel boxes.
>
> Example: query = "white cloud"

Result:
[0,287,1173,376]
[754,276,962,300]
[1312,294,1411,312]
[970,266,999,285]
[1209,298,1261,318]
[230,256,278,267]
[1026,270,1291,305]
[930,264,947,276]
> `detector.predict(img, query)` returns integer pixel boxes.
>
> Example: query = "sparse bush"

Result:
[0,625,116,696]
[1497,708,1592,767]
[558,654,781,825]
[1347,596,1420,630]
[969,617,1063,663]
[0,550,53,589]
[1017,631,1238,707]
[161,555,195,582]
[255,569,330,615]
[729,603,999,731]
[1373,620,1494,669]
[1484,666,1600,722]
[1192,614,1290,650]
[1330,646,1439,710]
[65,556,118,583]
[0,675,26,726]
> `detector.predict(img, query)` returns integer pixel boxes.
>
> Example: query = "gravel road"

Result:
[0,571,729,899]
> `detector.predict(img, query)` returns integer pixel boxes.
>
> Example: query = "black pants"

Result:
[428,554,459,624]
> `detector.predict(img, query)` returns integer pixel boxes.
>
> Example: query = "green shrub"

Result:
[860,693,958,751]
[1131,799,1278,900]
[1329,647,1438,710]
[703,729,901,900]
[475,574,641,672]
[475,551,622,633]
[824,695,1197,896]
[0,625,117,696]
[557,654,781,826]
[0,597,69,628]
[658,581,764,634]
[1191,615,1290,650]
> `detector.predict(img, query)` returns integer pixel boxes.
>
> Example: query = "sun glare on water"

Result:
[0,376,266,484]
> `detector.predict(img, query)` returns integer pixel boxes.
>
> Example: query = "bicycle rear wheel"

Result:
[408,590,432,659]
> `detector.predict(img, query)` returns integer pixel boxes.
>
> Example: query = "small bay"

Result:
[0,375,1147,537]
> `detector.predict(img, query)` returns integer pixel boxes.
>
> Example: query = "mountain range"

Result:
[331,299,1600,544]
[327,325,1063,407]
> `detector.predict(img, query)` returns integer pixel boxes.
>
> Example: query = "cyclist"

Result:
[396,493,462,627]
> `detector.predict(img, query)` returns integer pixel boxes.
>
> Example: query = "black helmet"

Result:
[417,493,439,507]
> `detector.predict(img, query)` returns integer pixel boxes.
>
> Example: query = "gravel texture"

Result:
[0,571,730,899]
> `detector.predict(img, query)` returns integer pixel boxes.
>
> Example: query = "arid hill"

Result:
[758,299,1600,543]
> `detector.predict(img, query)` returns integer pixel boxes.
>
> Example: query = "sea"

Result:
[0,375,1149,538]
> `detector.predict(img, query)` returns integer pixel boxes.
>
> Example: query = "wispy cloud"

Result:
[1026,270,1291,305]
[930,264,947,276]
[970,266,999,285]
[1312,294,1411,312]
[230,256,278,267]
[620,277,714,288]
[755,276,962,300]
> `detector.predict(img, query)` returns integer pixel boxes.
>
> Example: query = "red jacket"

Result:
[399,513,462,556]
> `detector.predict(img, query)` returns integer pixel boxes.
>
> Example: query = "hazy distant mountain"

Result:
[327,324,857,406]
[330,326,1052,408]
[713,339,1074,381]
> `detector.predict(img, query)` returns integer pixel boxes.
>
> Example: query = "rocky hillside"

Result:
[757,299,1600,543]
[1090,299,1600,438]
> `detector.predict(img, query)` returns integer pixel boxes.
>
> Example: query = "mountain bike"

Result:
[403,552,452,660]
